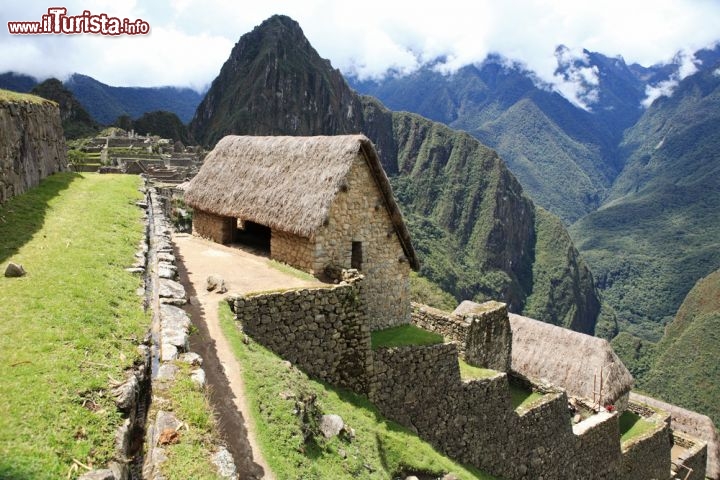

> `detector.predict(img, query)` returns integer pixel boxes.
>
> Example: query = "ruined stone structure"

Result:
[231,282,710,480]
[0,94,66,203]
[185,135,419,329]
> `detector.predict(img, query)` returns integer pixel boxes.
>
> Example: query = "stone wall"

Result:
[366,339,682,480]
[0,98,66,203]
[230,277,695,479]
[192,209,234,244]
[410,301,512,371]
[232,279,372,394]
[673,431,708,480]
[464,302,512,372]
[411,302,469,352]
[617,421,671,480]
[311,156,411,330]
[270,229,315,272]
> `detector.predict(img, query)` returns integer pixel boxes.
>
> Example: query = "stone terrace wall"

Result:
[673,431,708,480]
[410,302,512,372]
[411,303,469,353]
[192,209,234,244]
[233,291,681,479]
[367,340,674,479]
[233,280,372,394]
[0,99,66,203]
[618,421,671,480]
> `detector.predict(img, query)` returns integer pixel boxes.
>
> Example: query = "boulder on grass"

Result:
[4,262,26,277]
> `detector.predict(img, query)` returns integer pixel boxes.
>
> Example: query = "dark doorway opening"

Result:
[234,220,271,254]
[351,241,363,270]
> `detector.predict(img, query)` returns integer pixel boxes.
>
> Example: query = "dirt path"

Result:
[172,234,323,479]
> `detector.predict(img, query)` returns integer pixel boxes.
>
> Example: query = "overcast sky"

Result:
[2,0,719,101]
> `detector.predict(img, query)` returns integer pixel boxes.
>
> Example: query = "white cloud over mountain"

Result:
[1,0,719,106]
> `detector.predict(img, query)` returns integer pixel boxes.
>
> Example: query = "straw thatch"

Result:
[508,313,634,407]
[184,135,418,270]
[631,392,719,479]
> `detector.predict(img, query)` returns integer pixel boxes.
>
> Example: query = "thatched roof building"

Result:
[508,313,634,410]
[184,134,418,329]
[184,135,417,267]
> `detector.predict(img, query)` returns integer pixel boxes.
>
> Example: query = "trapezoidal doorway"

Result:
[234,220,271,254]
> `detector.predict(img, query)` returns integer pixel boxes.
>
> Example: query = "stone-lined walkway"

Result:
[172,234,324,479]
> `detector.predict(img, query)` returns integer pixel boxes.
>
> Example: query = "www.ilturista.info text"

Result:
[8,8,150,35]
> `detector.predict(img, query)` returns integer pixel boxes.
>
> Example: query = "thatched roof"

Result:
[509,313,634,406]
[630,392,719,479]
[184,135,418,270]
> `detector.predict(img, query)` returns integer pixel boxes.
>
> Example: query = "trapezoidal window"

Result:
[351,241,363,270]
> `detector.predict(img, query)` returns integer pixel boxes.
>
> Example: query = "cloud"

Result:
[641,50,700,108]
[2,0,720,105]
[551,46,601,110]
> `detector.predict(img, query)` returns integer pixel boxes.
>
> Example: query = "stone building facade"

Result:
[270,158,412,329]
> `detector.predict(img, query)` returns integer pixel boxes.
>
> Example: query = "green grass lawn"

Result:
[219,302,495,479]
[371,324,444,349]
[155,362,224,480]
[459,360,498,381]
[0,173,148,479]
[618,411,657,443]
[509,383,544,410]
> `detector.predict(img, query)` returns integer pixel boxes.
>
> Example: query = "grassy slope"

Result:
[640,269,720,427]
[0,173,147,479]
[218,302,495,479]
[0,88,52,104]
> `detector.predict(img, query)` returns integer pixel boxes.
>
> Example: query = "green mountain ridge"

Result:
[189,15,601,333]
[30,78,99,139]
[571,67,720,341]
[351,54,644,224]
[0,72,204,124]
[641,268,720,427]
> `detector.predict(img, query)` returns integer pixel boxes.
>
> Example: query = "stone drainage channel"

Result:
[79,185,238,480]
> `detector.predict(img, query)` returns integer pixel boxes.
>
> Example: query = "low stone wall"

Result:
[369,343,460,431]
[411,303,469,352]
[673,431,708,480]
[464,302,512,372]
[618,421,671,480]
[228,280,690,479]
[366,339,679,479]
[192,209,234,244]
[410,301,512,371]
[233,279,372,394]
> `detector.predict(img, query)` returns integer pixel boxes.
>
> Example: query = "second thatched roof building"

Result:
[184,134,419,329]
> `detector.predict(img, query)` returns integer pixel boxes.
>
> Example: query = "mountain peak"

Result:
[190,15,363,147]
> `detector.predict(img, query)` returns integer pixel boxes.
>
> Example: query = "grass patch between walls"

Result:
[371,324,444,350]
